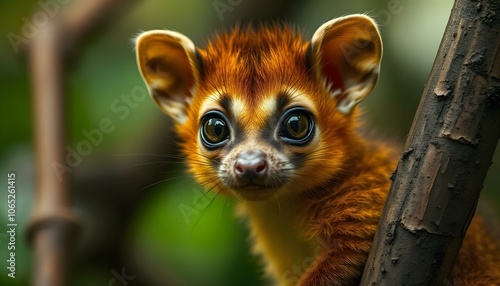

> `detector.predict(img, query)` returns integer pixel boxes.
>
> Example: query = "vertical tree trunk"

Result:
[360,0,500,284]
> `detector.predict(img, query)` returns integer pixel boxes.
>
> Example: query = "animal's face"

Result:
[135,15,382,201]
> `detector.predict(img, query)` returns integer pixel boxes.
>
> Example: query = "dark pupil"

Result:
[205,118,226,142]
[286,114,308,138]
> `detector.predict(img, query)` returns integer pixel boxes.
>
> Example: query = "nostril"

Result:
[255,160,267,174]
[235,161,245,174]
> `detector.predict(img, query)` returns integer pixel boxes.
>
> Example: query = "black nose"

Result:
[234,150,268,184]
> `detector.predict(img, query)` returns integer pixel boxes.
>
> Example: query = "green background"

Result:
[1,0,498,285]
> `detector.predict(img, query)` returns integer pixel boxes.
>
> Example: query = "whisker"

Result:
[126,161,183,168]
[111,153,183,159]
[138,174,190,192]
[138,178,172,192]
[188,182,223,233]
[220,194,236,225]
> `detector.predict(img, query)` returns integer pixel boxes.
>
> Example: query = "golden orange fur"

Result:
[136,15,500,285]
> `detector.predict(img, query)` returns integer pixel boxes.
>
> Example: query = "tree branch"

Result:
[26,1,136,285]
[27,19,80,286]
[361,0,500,284]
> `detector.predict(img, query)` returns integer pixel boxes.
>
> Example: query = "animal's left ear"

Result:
[310,14,382,114]
[135,30,201,124]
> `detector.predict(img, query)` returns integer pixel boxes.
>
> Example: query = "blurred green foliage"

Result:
[1,0,498,285]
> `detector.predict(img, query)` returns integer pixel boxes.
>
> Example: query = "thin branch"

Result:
[26,1,136,285]
[27,20,79,286]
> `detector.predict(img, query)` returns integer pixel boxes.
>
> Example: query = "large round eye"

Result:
[279,108,314,145]
[200,111,230,149]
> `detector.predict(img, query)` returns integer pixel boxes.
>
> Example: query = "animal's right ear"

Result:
[135,30,201,123]
[309,15,382,114]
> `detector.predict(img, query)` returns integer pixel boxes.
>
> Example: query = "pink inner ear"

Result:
[320,39,345,92]
[322,60,344,92]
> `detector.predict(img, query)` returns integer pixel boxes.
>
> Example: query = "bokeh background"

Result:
[1,0,499,285]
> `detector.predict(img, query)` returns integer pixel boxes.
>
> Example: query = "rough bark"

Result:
[360,0,500,284]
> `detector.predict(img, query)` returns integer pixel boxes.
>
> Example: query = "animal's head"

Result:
[135,14,382,201]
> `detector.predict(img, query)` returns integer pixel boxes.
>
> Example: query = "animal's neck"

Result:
[236,139,380,286]
[237,193,317,285]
